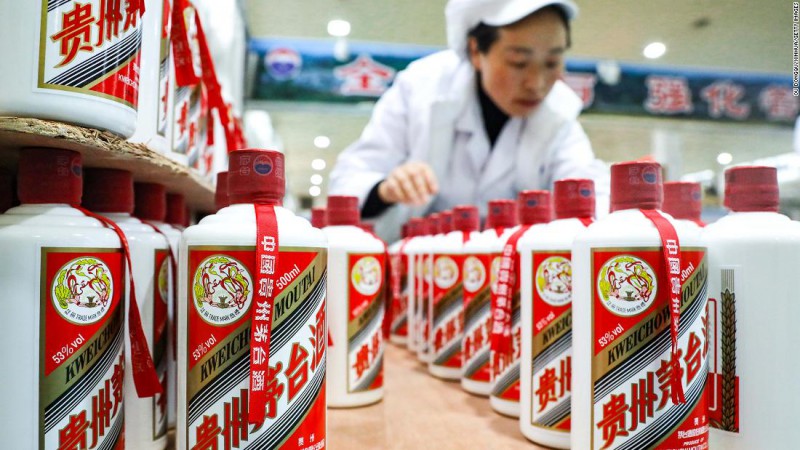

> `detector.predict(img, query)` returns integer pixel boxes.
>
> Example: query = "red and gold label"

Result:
[491,253,522,401]
[37,0,143,109]
[530,251,573,431]
[389,251,408,338]
[186,246,327,450]
[462,253,493,382]
[707,266,739,433]
[346,253,385,393]
[590,247,708,450]
[157,0,172,138]
[152,249,170,439]
[430,253,464,368]
[417,254,433,355]
[40,248,125,449]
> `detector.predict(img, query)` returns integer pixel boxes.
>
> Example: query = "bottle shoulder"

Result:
[574,209,703,248]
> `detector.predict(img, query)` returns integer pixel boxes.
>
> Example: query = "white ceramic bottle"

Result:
[135,182,183,430]
[663,181,706,228]
[416,215,438,364]
[0,1,145,137]
[519,179,595,448]
[389,224,411,346]
[428,206,481,379]
[128,0,169,153]
[490,191,552,418]
[0,170,12,213]
[461,200,517,395]
[178,149,328,449]
[572,161,709,450]
[84,169,170,450]
[705,166,800,448]
[0,148,127,448]
[403,218,426,354]
[323,196,386,407]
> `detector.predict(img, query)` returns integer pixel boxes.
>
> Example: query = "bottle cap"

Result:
[0,169,13,213]
[327,195,359,226]
[18,148,82,205]
[408,218,425,237]
[453,205,480,232]
[134,183,167,221]
[610,161,663,212]
[440,210,454,233]
[663,181,703,220]
[311,207,327,228]
[166,193,187,226]
[82,169,134,213]
[554,179,595,219]
[214,171,229,211]
[428,213,441,235]
[724,166,779,212]
[518,190,553,225]
[486,199,518,229]
[228,149,285,205]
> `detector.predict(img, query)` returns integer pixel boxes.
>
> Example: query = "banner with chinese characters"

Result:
[249,38,797,125]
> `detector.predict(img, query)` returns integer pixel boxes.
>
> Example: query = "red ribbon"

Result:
[143,222,179,361]
[249,204,280,424]
[489,225,530,356]
[640,209,686,405]
[170,0,200,87]
[76,207,163,398]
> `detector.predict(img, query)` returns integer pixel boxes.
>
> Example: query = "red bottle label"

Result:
[462,253,493,382]
[389,251,408,338]
[530,251,573,431]
[186,246,327,450]
[38,0,143,109]
[430,253,464,369]
[346,253,385,393]
[590,247,708,450]
[491,253,522,401]
[40,247,125,449]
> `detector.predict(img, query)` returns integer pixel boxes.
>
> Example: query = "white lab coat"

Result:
[329,50,608,241]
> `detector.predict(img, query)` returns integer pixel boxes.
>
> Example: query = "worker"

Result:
[329,0,608,240]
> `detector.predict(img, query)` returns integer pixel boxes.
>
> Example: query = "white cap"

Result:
[446,0,578,59]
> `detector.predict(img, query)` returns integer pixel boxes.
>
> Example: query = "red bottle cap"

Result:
[17,148,82,205]
[428,213,441,235]
[401,223,409,239]
[214,171,229,211]
[663,181,703,221]
[166,193,187,226]
[228,149,285,205]
[610,161,663,212]
[408,218,425,237]
[134,182,167,221]
[440,210,454,234]
[554,179,595,219]
[0,169,15,213]
[486,199,518,229]
[724,166,779,212]
[518,190,553,225]
[82,169,134,213]
[453,205,480,232]
[327,195,359,226]
[311,207,327,228]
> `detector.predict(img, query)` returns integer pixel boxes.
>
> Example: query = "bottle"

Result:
[322,196,386,407]
[128,0,170,153]
[663,181,705,227]
[0,1,144,137]
[705,166,800,448]
[216,171,231,212]
[83,169,170,450]
[310,207,327,229]
[572,161,709,450]
[0,149,128,448]
[416,215,439,364]
[403,218,426,354]
[490,191,553,418]
[178,149,328,449]
[135,182,183,430]
[461,201,517,395]
[519,179,595,448]
[0,169,12,213]
[428,205,481,379]
[388,224,411,345]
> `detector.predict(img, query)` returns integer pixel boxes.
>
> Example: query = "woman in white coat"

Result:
[329,0,608,241]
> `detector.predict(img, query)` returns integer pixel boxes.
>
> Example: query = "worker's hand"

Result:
[378,161,439,206]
